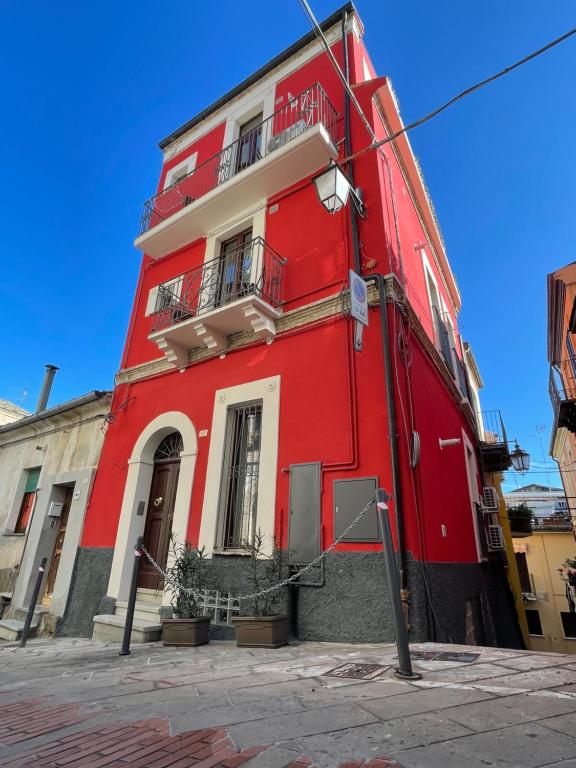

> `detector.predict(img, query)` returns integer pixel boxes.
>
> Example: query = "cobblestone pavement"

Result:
[1,639,576,767]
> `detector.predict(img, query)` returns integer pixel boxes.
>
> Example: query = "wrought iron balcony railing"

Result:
[477,409,512,473]
[550,364,576,434]
[139,83,339,236]
[151,236,285,333]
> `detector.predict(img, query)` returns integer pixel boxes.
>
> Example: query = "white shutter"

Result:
[145,286,159,317]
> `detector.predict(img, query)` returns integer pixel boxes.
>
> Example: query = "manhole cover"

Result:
[325,663,389,680]
[434,652,479,663]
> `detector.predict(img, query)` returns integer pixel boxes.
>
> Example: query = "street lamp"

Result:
[510,442,530,474]
[313,162,366,217]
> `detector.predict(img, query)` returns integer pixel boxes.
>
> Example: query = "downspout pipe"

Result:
[363,273,407,591]
[341,11,361,274]
[339,18,406,588]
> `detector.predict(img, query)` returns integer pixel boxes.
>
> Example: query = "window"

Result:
[561,612,576,639]
[14,467,41,533]
[515,552,533,594]
[217,228,254,307]
[525,609,543,636]
[217,401,263,549]
[236,114,263,172]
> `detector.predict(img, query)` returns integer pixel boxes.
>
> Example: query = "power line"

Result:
[320,15,576,162]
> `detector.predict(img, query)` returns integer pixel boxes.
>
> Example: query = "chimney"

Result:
[36,365,59,413]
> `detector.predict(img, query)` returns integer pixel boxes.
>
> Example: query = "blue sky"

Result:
[1,0,574,490]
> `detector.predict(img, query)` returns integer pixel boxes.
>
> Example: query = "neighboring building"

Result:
[506,484,568,521]
[509,493,576,653]
[70,3,521,646]
[548,262,576,521]
[464,345,530,647]
[0,399,29,426]
[0,390,112,640]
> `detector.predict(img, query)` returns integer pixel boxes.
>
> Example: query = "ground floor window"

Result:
[561,611,576,639]
[218,401,262,549]
[14,467,41,533]
[525,608,543,636]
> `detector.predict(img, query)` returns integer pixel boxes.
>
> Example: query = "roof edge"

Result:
[0,390,112,436]
[159,2,356,151]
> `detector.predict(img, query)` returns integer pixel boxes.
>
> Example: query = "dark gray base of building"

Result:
[294,551,524,648]
[57,547,113,637]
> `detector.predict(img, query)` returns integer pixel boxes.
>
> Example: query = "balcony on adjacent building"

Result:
[149,236,285,367]
[549,365,576,434]
[477,409,512,473]
[136,83,339,259]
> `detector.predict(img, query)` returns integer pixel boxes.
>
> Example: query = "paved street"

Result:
[1,639,576,767]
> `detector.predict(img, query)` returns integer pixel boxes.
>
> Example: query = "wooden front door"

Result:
[44,487,73,602]
[138,460,180,590]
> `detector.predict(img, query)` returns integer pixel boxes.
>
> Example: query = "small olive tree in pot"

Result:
[232,530,290,648]
[162,537,211,647]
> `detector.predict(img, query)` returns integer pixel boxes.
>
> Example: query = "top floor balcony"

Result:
[136,83,339,259]
[550,364,576,434]
[477,409,512,473]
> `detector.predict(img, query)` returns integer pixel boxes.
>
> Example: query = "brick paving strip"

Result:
[0,700,402,768]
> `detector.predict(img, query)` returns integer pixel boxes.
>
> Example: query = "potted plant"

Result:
[232,531,290,648]
[162,537,211,647]
[507,502,534,537]
[559,558,576,587]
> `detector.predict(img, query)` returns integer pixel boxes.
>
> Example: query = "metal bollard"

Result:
[119,537,143,656]
[376,488,422,680]
[19,557,48,648]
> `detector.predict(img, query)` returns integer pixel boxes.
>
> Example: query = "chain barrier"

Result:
[140,496,376,602]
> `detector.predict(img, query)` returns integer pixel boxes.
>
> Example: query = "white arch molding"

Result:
[106,411,198,606]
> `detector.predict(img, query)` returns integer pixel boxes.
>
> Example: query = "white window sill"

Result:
[212,548,251,557]
[2,532,25,538]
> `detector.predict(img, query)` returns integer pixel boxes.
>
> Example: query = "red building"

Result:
[65,3,521,646]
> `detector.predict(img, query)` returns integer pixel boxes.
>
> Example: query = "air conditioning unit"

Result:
[487,524,505,550]
[267,120,308,153]
[483,486,500,511]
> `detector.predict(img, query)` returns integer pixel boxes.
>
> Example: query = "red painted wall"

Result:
[85,27,483,569]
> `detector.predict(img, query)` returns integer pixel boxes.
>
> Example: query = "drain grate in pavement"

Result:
[434,651,480,663]
[407,651,480,663]
[325,662,390,680]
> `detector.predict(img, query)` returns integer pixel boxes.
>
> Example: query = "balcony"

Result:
[149,237,285,366]
[136,83,339,259]
[477,410,512,473]
[550,365,576,434]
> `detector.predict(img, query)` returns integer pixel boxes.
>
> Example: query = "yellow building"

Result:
[513,517,576,653]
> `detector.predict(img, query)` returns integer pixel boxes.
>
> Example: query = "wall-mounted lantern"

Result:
[313,162,366,217]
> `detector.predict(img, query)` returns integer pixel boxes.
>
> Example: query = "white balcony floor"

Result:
[135,123,337,260]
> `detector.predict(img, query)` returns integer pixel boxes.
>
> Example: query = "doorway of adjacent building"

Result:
[43,486,73,603]
[137,432,182,591]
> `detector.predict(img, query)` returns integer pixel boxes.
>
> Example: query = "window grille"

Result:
[218,401,263,549]
[154,432,183,461]
[200,590,241,625]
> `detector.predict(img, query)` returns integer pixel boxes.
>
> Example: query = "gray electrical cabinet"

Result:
[334,477,380,542]
[288,462,321,563]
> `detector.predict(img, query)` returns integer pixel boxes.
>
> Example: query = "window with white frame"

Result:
[145,275,184,317]
[216,400,263,549]
[163,153,198,190]
[199,375,280,556]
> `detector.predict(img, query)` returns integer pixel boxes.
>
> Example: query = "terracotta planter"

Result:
[162,616,211,647]
[232,615,289,648]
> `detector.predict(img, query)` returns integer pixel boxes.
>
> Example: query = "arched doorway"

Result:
[138,431,183,590]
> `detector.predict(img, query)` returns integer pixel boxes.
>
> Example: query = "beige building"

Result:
[512,505,576,653]
[0,399,29,427]
[0,391,111,640]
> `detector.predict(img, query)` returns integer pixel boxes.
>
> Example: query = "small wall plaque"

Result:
[136,501,146,516]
